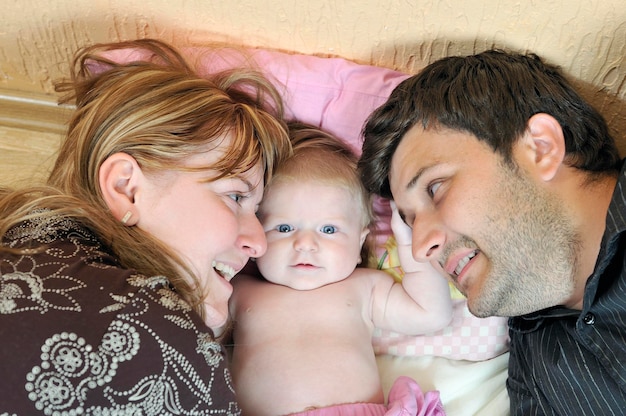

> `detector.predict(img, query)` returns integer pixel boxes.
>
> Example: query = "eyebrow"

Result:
[390,169,411,224]
[242,178,255,191]
[405,164,433,192]
[397,163,438,225]
[231,174,257,192]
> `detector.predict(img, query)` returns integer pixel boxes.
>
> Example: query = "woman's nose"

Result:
[239,213,267,258]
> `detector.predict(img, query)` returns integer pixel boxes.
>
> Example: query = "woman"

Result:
[0,39,291,415]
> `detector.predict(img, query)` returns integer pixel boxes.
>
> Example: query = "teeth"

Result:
[454,251,477,276]
[212,261,235,281]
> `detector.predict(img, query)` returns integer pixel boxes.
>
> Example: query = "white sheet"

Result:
[377,353,510,416]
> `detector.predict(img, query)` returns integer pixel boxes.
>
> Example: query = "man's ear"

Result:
[518,113,566,182]
[99,152,141,226]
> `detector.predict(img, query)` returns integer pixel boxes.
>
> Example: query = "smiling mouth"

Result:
[454,250,478,276]
[212,261,235,281]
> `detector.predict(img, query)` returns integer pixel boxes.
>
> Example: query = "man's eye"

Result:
[428,181,441,198]
[321,225,337,234]
[277,224,293,233]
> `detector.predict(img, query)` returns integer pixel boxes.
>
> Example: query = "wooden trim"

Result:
[0,89,72,134]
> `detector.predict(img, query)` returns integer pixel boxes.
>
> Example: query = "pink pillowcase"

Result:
[109,45,510,361]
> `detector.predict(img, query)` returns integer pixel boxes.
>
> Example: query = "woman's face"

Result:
[135,135,267,329]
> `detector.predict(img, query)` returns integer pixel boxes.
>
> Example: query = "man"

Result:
[357,49,626,415]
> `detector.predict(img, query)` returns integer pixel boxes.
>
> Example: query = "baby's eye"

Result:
[277,224,293,233]
[320,225,337,234]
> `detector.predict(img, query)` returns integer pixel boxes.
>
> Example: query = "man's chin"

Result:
[465,292,508,318]
[466,303,496,318]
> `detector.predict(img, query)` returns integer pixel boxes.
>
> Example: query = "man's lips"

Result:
[444,250,479,282]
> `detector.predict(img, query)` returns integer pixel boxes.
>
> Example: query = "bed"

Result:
[1,45,511,416]
[188,47,511,415]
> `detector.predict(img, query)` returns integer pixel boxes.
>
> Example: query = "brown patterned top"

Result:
[0,214,240,415]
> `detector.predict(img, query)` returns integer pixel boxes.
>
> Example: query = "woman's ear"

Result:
[99,153,141,226]
[518,113,566,182]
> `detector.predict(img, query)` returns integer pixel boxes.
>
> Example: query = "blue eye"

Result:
[229,193,244,204]
[277,224,293,233]
[321,225,337,234]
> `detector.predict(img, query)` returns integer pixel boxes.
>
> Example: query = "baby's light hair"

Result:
[266,122,376,265]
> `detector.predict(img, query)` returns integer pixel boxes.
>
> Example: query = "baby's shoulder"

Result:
[232,273,266,290]
[343,268,396,301]
[230,273,289,310]
[348,267,395,284]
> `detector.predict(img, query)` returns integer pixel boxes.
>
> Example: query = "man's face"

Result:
[388,124,579,317]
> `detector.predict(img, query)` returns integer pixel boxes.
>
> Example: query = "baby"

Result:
[229,123,453,415]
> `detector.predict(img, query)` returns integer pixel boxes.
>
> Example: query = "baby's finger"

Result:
[390,201,413,245]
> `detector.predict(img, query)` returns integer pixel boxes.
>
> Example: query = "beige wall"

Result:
[1,0,625,146]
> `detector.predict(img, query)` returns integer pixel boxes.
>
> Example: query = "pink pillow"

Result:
[189,47,401,245]
[108,45,510,361]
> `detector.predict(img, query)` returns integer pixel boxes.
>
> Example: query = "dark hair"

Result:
[358,49,621,198]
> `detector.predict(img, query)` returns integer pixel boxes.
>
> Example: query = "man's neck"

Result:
[566,171,618,310]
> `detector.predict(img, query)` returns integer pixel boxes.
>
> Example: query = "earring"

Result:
[121,211,132,224]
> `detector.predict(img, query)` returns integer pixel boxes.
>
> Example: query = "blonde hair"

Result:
[0,39,292,321]
[264,121,375,265]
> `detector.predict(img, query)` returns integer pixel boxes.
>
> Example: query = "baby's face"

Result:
[255,179,369,290]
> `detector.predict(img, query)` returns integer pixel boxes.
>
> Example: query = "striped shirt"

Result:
[507,162,626,415]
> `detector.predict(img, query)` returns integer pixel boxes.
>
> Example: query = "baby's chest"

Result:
[239,291,370,337]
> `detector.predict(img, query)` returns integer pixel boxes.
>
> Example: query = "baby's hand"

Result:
[390,201,433,274]
[390,200,412,245]
[383,201,453,333]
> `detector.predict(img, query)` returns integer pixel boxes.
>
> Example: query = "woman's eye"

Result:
[229,193,245,204]
[321,225,337,234]
[277,224,293,233]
